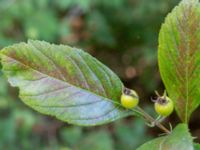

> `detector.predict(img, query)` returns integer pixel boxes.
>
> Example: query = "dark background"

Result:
[0,0,199,149]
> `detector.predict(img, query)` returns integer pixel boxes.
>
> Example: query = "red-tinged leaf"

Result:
[0,40,132,126]
[158,0,200,122]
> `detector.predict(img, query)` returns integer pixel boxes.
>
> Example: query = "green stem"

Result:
[134,106,171,134]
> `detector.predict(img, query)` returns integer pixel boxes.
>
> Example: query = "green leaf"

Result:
[0,40,131,126]
[158,0,200,122]
[194,143,200,150]
[136,124,194,150]
[60,126,83,147]
[77,130,114,150]
[114,118,152,150]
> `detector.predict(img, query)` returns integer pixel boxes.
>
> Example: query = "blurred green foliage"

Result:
[0,0,179,94]
[1,0,199,149]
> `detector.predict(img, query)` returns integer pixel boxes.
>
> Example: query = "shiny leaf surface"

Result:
[158,0,200,122]
[0,40,131,126]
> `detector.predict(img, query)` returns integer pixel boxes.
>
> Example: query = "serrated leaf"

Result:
[136,124,194,150]
[158,0,200,122]
[0,40,131,126]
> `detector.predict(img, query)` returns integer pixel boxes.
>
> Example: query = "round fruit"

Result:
[154,96,174,117]
[121,88,139,109]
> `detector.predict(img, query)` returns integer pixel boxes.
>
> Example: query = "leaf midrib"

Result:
[1,53,123,107]
[32,42,110,98]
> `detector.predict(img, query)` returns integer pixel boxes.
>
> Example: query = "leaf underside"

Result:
[0,40,131,126]
[136,124,194,150]
[158,0,200,122]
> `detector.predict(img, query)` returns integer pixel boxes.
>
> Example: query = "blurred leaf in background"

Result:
[58,118,150,150]
[114,118,152,150]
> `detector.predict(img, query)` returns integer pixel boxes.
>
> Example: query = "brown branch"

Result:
[136,106,171,134]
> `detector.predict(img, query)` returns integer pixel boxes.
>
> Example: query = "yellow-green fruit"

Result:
[121,90,139,109]
[154,96,174,117]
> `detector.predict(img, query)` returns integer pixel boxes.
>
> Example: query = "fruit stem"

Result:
[135,106,171,134]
